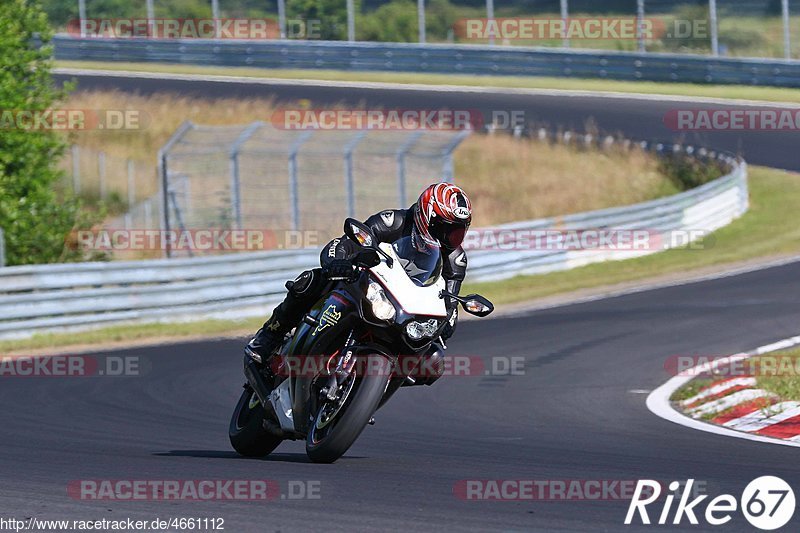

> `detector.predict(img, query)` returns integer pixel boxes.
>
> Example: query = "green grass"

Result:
[56,60,800,105]
[463,166,800,304]
[755,349,800,401]
[3,166,797,354]
[670,377,714,403]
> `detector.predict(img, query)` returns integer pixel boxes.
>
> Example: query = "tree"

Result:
[0,0,87,265]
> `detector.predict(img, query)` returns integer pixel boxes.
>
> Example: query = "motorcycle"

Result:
[229,218,494,463]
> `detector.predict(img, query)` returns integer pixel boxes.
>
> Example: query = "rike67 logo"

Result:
[625,477,795,530]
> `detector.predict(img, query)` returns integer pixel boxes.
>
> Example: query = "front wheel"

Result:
[229,386,282,457]
[306,356,391,463]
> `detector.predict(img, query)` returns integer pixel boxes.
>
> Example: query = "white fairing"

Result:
[369,243,448,318]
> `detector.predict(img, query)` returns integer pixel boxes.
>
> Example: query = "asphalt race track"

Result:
[54,72,800,171]
[3,74,795,531]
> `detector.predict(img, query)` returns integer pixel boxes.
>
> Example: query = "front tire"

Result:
[229,386,282,457]
[306,356,391,463]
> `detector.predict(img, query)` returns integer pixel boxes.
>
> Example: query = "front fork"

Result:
[320,329,357,401]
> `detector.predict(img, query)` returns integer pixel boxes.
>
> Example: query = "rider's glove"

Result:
[442,305,458,340]
[323,259,357,281]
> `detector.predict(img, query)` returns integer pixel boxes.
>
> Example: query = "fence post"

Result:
[486,0,495,45]
[157,121,195,258]
[343,131,367,218]
[783,0,792,60]
[560,0,569,48]
[146,0,154,36]
[71,144,80,194]
[396,132,423,207]
[277,0,287,39]
[229,121,263,230]
[211,0,220,38]
[441,130,471,183]
[125,159,134,230]
[78,0,86,37]
[288,131,313,231]
[347,0,355,42]
[709,0,719,56]
[418,0,426,43]
[98,151,106,200]
[636,0,646,53]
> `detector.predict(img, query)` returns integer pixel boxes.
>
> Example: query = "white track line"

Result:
[680,377,757,408]
[53,67,800,109]
[646,334,800,448]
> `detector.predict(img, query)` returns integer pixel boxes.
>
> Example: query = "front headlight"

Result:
[405,319,439,340]
[366,280,396,321]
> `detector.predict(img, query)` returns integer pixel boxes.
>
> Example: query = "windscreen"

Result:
[391,235,442,287]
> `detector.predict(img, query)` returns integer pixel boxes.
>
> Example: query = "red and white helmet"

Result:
[414,183,472,249]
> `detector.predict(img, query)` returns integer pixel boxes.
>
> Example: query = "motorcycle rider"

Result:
[245,183,472,385]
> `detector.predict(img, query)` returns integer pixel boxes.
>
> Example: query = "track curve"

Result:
[4,74,797,531]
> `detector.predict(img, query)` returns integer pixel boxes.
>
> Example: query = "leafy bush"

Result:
[0,0,100,265]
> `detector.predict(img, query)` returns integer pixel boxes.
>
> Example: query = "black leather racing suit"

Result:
[253,206,468,352]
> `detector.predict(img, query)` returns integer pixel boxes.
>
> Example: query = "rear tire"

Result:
[306,356,391,463]
[229,386,282,457]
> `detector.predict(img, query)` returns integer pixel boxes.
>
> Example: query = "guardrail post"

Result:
[396,131,423,207]
[229,121,264,230]
[560,0,569,48]
[288,131,313,231]
[157,121,195,258]
[343,131,367,218]
[0,228,5,267]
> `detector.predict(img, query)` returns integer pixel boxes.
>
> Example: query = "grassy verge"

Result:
[3,165,797,354]
[669,378,714,403]
[56,60,800,105]
[463,166,800,303]
[0,317,265,354]
[755,349,800,401]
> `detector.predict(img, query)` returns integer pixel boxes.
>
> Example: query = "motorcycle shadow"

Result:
[152,450,366,462]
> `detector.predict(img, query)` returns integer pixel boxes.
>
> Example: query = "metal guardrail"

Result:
[0,152,747,339]
[53,36,800,87]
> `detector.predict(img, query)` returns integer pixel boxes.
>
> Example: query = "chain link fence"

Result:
[157,122,470,257]
[64,0,799,59]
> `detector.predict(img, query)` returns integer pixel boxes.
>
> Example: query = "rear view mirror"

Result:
[461,294,494,317]
[344,218,376,248]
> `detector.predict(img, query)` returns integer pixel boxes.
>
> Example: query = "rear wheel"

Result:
[229,386,282,457]
[306,356,391,463]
